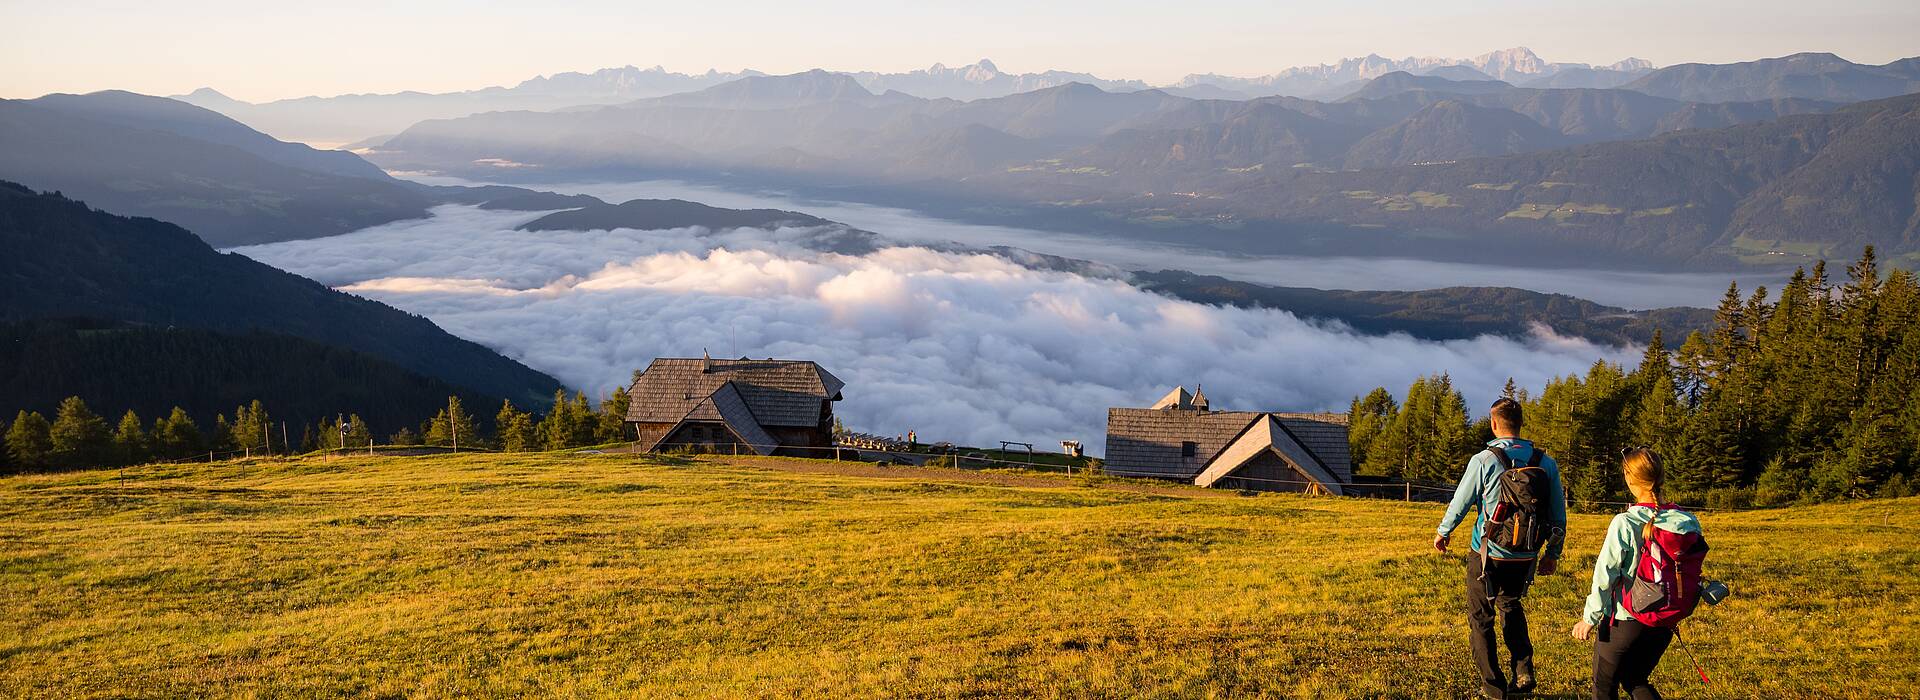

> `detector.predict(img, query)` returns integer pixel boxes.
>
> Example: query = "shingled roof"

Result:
[1104,388,1351,492]
[627,358,843,428]
[1192,414,1346,495]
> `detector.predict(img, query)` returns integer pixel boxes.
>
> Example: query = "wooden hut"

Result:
[625,355,843,456]
[1103,386,1351,494]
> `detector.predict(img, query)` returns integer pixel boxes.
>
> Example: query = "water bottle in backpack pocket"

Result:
[1483,446,1557,557]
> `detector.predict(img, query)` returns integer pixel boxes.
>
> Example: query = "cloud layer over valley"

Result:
[234,205,1628,452]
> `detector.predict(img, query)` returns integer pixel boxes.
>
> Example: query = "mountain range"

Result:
[1172,47,1658,100]
[172,48,1646,144]
[362,52,1919,268]
[0,91,606,247]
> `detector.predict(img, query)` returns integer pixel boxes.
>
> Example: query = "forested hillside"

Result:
[0,319,501,439]
[0,95,433,246]
[0,182,564,405]
[1352,249,1920,507]
[1134,270,1713,343]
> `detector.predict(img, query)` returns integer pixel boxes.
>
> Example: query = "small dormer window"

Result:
[1181,441,1198,458]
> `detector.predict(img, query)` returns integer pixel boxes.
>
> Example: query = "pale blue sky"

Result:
[3,0,1915,101]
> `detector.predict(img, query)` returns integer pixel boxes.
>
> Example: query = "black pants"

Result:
[1593,618,1674,700]
[1465,555,1534,697]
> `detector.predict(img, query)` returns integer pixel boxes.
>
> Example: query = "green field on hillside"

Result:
[3,454,1915,698]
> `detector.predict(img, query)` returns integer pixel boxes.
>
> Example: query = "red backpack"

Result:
[1616,505,1709,628]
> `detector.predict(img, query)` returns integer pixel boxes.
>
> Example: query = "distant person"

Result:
[1435,398,1568,698]
[1571,448,1722,700]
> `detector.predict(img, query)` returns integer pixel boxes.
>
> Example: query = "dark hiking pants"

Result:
[1465,555,1534,698]
[1593,617,1674,700]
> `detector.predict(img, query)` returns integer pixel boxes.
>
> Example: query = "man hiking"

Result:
[1435,397,1568,698]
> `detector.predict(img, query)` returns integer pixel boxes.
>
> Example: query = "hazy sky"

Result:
[4,0,1916,102]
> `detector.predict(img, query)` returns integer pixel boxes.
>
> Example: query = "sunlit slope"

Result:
[2,454,1912,698]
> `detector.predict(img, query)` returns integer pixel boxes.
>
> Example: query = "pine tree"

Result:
[569,392,597,447]
[47,397,111,468]
[112,410,148,465]
[1347,388,1398,476]
[424,397,480,448]
[1673,331,1712,409]
[538,390,581,450]
[598,386,632,443]
[388,426,421,446]
[154,407,203,459]
[210,414,234,454]
[495,400,537,452]
[6,410,53,470]
[231,400,270,456]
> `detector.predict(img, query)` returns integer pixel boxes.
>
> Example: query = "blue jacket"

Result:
[1436,437,1568,560]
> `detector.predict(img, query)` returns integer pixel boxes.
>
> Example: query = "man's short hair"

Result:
[1490,398,1524,428]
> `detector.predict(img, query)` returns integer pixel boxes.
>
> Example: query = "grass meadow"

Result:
[2,453,1915,698]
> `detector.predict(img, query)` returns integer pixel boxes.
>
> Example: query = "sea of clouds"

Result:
[233,204,1629,453]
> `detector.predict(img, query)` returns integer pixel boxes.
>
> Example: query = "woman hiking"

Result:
[1569,447,1719,700]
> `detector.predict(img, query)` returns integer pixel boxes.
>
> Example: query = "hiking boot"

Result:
[1508,673,1535,693]
[1477,684,1506,699]
[1510,663,1535,693]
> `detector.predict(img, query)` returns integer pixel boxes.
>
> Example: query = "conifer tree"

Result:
[496,400,537,452]
[538,390,591,450]
[112,410,148,465]
[49,397,111,468]
[425,397,480,448]
[1347,388,1397,475]
[154,407,203,459]
[569,392,597,446]
[231,400,270,456]
[388,426,420,446]
[210,414,235,454]
[6,410,53,470]
[598,386,632,443]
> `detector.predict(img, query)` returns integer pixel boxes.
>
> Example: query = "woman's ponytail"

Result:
[1621,447,1665,543]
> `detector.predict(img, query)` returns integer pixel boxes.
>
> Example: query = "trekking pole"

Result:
[1674,629,1717,699]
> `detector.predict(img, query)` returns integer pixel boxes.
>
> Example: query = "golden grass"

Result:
[3,453,1915,698]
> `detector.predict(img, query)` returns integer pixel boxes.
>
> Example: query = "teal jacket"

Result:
[1435,438,1568,561]
[1582,505,1703,625]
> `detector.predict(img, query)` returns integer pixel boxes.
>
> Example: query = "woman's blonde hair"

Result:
[1622,447,1665,541]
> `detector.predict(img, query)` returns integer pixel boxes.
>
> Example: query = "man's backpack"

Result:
[1482,445,1558,558]
[1617,508,1710,628]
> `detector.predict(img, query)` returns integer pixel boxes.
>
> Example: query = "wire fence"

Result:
[64,437,1753,514]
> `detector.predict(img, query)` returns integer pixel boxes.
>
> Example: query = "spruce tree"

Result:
[231,401,269,456]
[569,392,598,446]
[112,410,148,465]
[155,408,203,459]
[388,426,421,446]
[1347,388,1397,476]
[424,397,480,448]
[496,400,537,452]
[598,386,632,443]
[210,414,235,454]
[538,390,581,450]
[49,397,111,468]
[6,411,53,470]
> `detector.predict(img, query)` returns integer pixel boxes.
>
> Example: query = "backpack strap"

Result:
[1525,448,1544,469]
[1485,445,1513,470]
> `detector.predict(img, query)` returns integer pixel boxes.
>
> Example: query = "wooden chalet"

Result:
[625,356,844,456]
[1103,386,1351,494]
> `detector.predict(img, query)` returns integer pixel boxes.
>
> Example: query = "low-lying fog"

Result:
[232,204,1627,452]
[405,175,1780,310]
